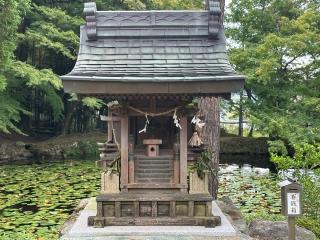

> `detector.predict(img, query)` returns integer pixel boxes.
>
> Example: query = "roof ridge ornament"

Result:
[84,2,97,40]
[207,0,222,39]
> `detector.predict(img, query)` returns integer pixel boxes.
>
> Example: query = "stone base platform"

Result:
[60,198,240,240]
[89,192,220,228]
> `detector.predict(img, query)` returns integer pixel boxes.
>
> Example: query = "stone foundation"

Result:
[60,198,240,240]
[88,192,221,228]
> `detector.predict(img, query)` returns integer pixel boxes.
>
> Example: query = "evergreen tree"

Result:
[226,0,320,144]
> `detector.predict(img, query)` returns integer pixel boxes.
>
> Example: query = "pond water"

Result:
[218,164,282,217]
[0,161,101,239]
[0,161,283,240]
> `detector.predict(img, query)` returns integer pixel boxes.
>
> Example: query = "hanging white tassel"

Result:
[173,108,182,129]
[191,115,205,129]
[139,114,150,134]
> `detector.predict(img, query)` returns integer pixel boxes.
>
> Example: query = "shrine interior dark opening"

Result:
[130,116,178,149]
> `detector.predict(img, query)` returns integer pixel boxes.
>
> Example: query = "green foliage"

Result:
[6,61,64,121]
[10,61,62,89]
[268,140,288,156]
[123,0,146,10]
[190,150,214,179]
[0,95,30,134]
[297,217,320,239]
[0,0,30,69]
[147,0,203,9]
[0,0,206,135]
[82,97,105,110]
[31,4,84,31]
[243,211,285,224]
[300,175,320,220]
[271,143,320,170]
[227,0,320,144]
[271,143,320,237]
[0,161,100,239]
[0,161,285,239]
[219,167,282,216]
[63,141,99,160]
[22,4,83,69]
[0,0,31,133]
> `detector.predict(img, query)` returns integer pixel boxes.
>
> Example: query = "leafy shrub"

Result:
[268,140,288,156]
[270,143,320,238]
[189,150,213,179]
[63,141,99,160]
[297,217,320,239]
[243,211,285,224]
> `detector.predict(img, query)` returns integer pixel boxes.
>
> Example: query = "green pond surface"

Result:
[0,161,282,240]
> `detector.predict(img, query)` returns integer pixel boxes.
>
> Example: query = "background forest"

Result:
[0,0,205,136]
[0,0,319,144]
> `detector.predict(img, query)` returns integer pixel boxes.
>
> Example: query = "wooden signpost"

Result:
[278,179,303,240]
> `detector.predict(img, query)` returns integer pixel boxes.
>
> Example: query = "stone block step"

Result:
[136,173,172,178]
[136,160,173,165]
[136,155,173,160]
[135,169,173,174]
[136,178,171,183]
[136,165,173,170]
[136,156,172,160]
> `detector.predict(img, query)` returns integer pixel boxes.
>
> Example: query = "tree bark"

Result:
[62,101,75,135]
[198,97,220,199]
[238,91,244,137]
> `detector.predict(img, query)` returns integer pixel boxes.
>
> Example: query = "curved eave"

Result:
[60,74,245,82]
[61,75,245,96]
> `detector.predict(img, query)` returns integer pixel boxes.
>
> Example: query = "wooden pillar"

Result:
[128,142,134,183]
[288,217,296,240]
[120,116,129,190]
[198,97,220,199]
[107,109,112,142]
[179,116,188,191]
[173,143,180,184]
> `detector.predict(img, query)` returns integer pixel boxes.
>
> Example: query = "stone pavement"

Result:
[61,198,240,240]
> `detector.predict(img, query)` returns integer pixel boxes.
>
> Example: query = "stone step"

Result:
[136,160,172,165]
[136,157,172,161]
[136,165,173,170]
[136,178,171,183]
[136,155,173,160]
[135,165,173,172]
[136,169,173,174]
[136,173,172,178]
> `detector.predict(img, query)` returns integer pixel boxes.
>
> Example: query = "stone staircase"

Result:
[135,155,173,183]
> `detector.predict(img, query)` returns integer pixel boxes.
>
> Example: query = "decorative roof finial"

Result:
[207,0,222,39]
[84,2,97,40]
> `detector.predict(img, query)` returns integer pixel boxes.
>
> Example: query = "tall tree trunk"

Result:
[62,101,75,135]
[198,97,220,199]
[248,124,254,137]
[238,91,243,137]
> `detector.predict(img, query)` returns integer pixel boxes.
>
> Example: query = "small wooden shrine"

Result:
[61,1,244,228]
